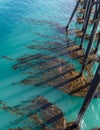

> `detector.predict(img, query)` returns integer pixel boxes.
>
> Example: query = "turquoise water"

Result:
[0,0,100,130]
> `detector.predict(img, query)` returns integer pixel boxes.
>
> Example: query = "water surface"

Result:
[0,0,100,130]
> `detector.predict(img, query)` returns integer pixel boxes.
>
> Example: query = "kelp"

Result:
[13,54,49,70]
[12,40,99,97]
[77,18,93,24]
[17,54,92,97]
[8,96,73,130]
[77,8,95,14]
[65,44,97,78]
[77,33,99,41]
[66,29,99,41]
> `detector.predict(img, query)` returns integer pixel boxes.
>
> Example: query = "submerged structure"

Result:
[65,0,100,129]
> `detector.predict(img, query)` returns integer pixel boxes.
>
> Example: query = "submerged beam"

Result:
[80,0,94,49]
[66,0,81,30]
[74,63,100,126]
[80,4,100,74]
[83,0,91,19]
[80,21,99,75]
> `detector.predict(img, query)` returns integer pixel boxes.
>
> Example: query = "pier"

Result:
[10,0,100,129]
[0,0,100,129]
[65,0,100,129]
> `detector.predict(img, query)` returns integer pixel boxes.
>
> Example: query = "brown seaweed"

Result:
[8,96,73,130]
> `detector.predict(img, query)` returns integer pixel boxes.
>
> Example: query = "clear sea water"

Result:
[0,0,100,130]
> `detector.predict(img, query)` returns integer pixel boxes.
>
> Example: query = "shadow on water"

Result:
[11,39,97,98]
[13,41,79,70]
[69,82,91,95]
[24,18,66,34]
[2,96,69,130]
